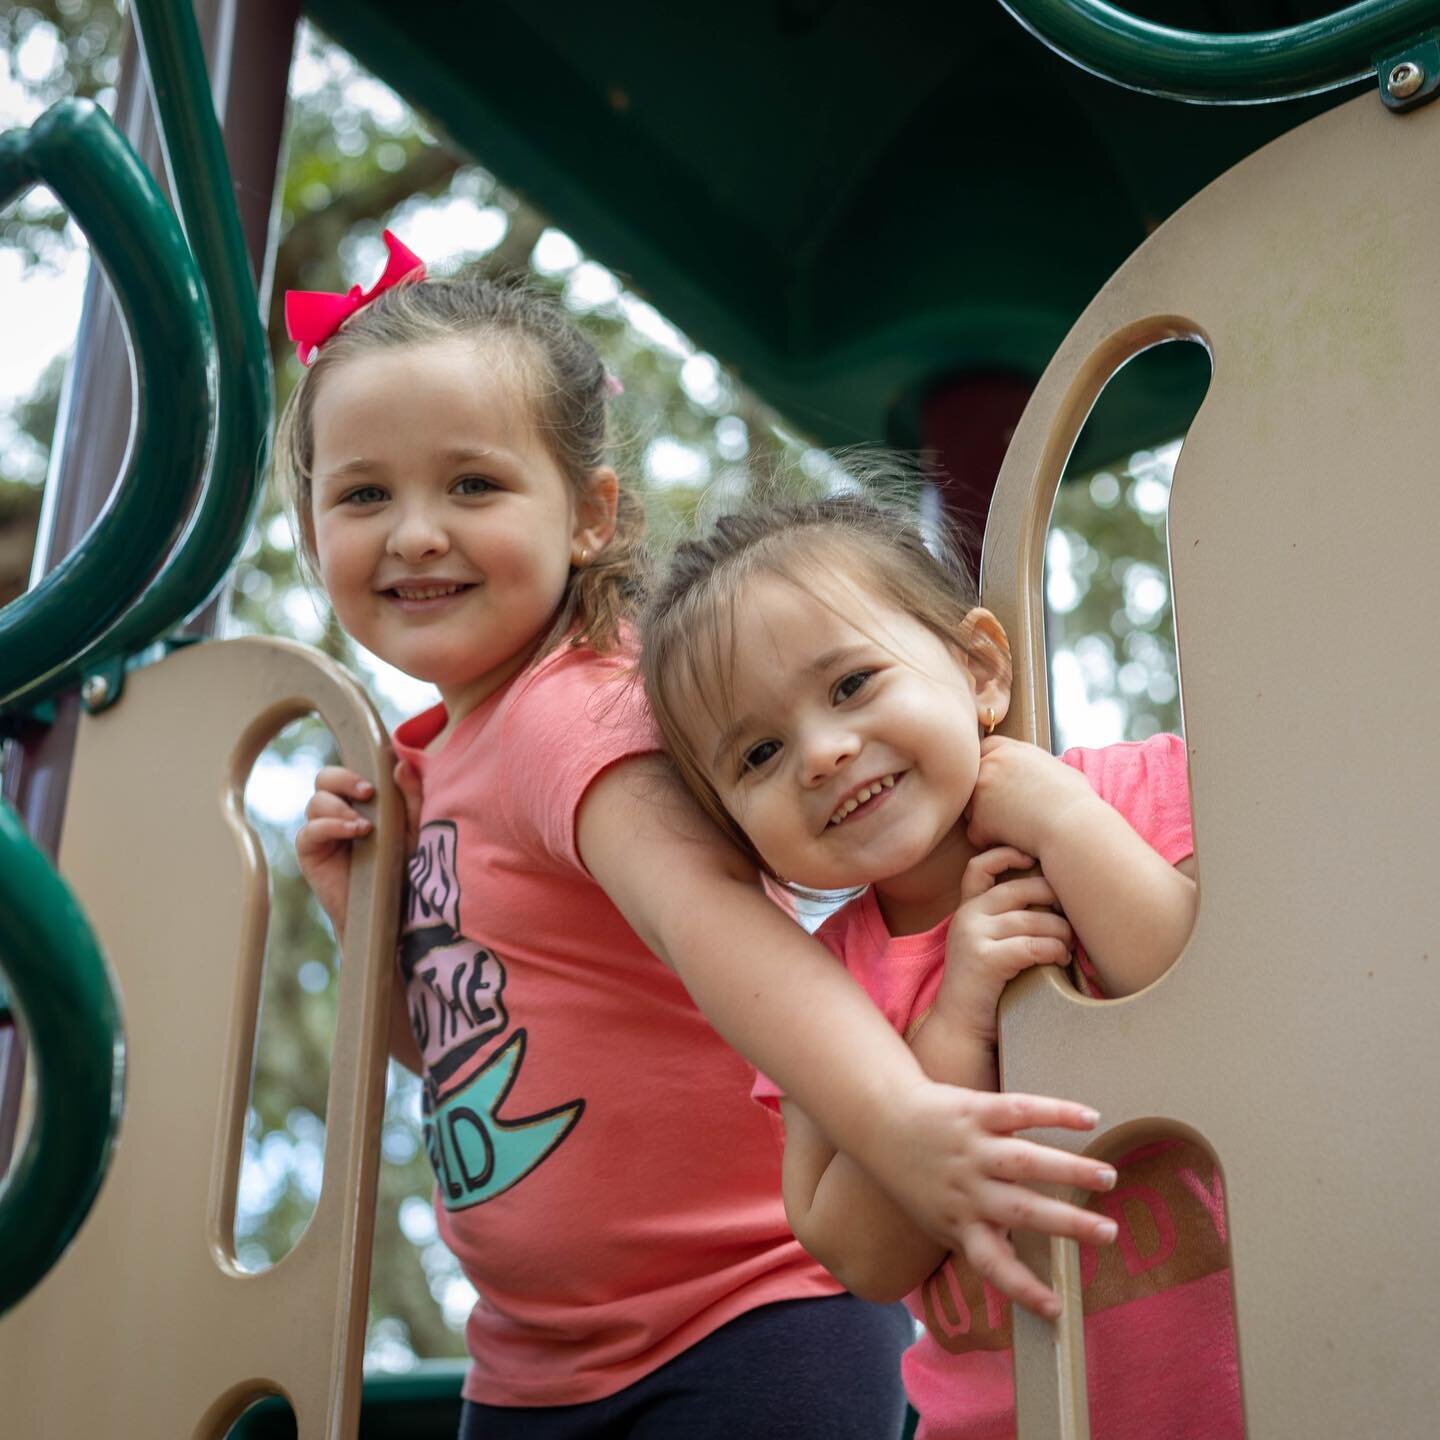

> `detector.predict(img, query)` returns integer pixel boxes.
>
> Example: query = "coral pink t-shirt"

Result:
[392,643,836,1408]
[756,735,1243,1439]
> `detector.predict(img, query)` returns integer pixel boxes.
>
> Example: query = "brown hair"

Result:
[639,495,1004,876]
[273,269,644,656]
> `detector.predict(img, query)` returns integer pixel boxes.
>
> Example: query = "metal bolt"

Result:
[1387,61,1425,100]
[81,675,110,709]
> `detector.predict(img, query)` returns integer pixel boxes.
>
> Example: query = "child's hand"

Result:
[936,846,1073,1044]
[296,761,421,939]
[297,766,376,936]
[878,1076,1117,1317]
[965,736,1096,860]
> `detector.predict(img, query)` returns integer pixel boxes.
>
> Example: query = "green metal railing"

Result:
[0,0,272,1314]
[0,801,124,1316]
[997,0,1440,102]
[0,98,212,706]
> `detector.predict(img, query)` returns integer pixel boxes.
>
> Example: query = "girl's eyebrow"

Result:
[319,456,380,481]
[805,644,868,676]
[439,445,509,466]
[321,445,510,479]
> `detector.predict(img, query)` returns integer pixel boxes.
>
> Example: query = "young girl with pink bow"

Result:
[282,237,1117,1438]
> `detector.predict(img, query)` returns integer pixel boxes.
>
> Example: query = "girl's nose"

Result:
[801,726,859,787]
[386,504,450,562]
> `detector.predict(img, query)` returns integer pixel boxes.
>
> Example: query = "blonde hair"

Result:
[273,269,644,656]
[639,496,1002,877]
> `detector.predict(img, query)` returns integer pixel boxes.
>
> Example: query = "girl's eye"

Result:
[342,485,387,506]
[454,475,497,496]
[833,670,874,703]
[740,739,781,774]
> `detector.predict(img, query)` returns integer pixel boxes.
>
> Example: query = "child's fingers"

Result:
[959,846,1035,902]
[970,1091,1101,1135]
[985,935,1073,976]
[305,789,366,826]
[314,765,376,802]
[991,908,1072,945]
[297,816,371,855]
[981,874,1059,914]
[979,1178,1119,1249]
[958,1221,1060,1319]
[986,1135,1118,1195]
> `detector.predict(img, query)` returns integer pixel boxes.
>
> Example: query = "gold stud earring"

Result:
[577,547,590,566]
[983,707,997,735]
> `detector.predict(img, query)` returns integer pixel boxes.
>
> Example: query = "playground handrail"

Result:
[0,800,124,1317]
[996,0,1440,102]
[0,99,211,706]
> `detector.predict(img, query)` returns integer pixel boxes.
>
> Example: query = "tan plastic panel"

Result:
[0,637,403,1438]
[985,90,1440,1438]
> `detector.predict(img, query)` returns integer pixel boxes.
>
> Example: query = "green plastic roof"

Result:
[302,0,1361,460]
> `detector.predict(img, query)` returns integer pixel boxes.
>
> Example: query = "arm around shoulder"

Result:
[575,754,935,1154]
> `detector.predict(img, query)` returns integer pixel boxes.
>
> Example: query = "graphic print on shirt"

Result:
[921,1139,1230,1351]
[401,821,583,1210]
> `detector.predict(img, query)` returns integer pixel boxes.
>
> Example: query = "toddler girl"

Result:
[640,498,1243,1439]
[280,237,1115,1436]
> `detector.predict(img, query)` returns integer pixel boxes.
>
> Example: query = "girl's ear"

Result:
[573,465,620,562]
[957,608,1013,725]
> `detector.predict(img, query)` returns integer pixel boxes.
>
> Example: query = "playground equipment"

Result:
[2,0,1438,1434]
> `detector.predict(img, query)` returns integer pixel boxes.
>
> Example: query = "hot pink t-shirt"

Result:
[392,643,836,1407]
[756,735,1243,1439]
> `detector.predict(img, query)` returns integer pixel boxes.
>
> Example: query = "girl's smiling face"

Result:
[309,337,612,723]
[683,573,1011,919]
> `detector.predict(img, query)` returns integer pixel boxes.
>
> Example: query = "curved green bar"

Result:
[69,0,272,666]
[0,98,212,707]
[997,0,1440,103]
[0,800,124,1317]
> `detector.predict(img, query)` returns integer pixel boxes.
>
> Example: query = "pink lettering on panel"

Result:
[1101,1185,1177,1277]
[925,1264,973,1340]
[1179,1165,1228,1242]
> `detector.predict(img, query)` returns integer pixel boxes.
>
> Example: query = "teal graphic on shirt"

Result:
[424,1029,584,1209]
[404,821,585,1210]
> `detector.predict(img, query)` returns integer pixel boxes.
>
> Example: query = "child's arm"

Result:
[577,758,1117,1308]
[965,737,1196,996]
[297,761,423,1072]
[775,847,1117,1317]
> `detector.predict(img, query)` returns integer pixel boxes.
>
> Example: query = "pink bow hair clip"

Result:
[285,229,425,366]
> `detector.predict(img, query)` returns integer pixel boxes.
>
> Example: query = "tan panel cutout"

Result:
[984,90,1440,1438]
[0,637,403,1438]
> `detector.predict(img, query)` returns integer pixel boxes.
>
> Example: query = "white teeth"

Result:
[393,583,462,601]
[829,774,897,827]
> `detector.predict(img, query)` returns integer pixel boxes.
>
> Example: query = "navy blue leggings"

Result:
[458,1292,914,1439]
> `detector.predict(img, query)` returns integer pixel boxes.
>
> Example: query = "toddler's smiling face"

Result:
[680,573,1008,900]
